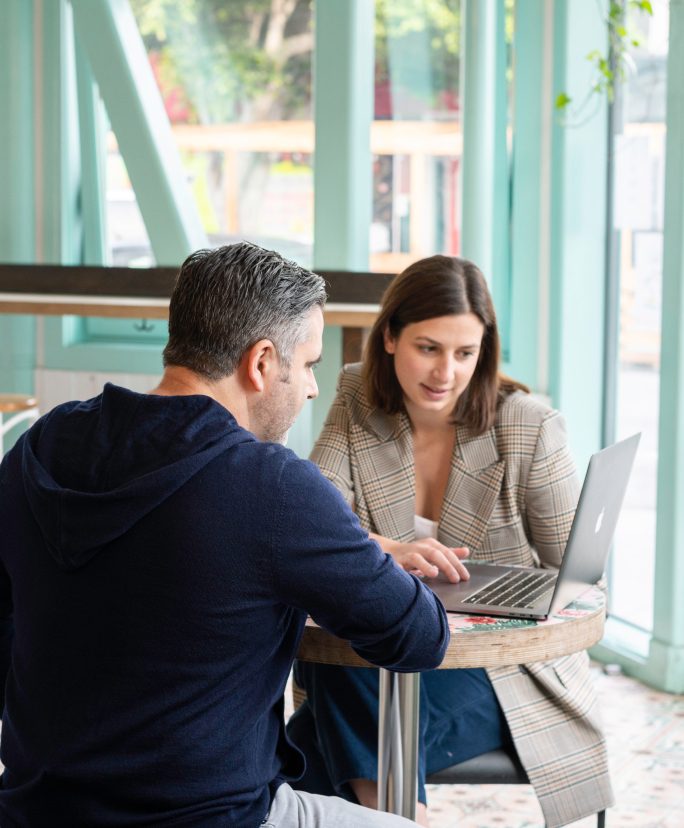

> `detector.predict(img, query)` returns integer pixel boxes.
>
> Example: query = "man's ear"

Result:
[244,339,279,393]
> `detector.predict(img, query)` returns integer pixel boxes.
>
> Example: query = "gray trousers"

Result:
[262,783,416,827]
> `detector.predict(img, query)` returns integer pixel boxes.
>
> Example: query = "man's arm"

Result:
[270,456,449,673]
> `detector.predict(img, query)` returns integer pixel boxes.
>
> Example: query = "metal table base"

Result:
[377,669,420,820]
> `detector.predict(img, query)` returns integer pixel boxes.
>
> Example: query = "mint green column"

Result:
[75,37,108,266]
[649,0,684,694]
[460,0,509,313]
[507,0,549,390]
[0,0,36,397]
[548,0,607,467]
[38,0,83,265]
[308,0,374,449]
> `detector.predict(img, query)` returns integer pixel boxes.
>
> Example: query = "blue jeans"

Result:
[287,664,512,805]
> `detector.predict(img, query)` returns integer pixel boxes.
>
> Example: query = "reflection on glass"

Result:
[372,0,462,272]
[107,1,468,273]
[609,0,668,633]
[111,0,314,267]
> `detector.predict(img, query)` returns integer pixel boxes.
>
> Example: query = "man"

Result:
[0,243,449,827]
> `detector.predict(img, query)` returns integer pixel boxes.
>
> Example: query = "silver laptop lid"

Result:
[548,432,641,615]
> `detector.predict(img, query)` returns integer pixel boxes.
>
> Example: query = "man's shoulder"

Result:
[231,439,325,489]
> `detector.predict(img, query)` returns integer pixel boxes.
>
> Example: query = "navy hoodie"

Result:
[0,384,449,827]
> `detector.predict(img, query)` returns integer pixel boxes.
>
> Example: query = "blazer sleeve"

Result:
[524,409,581,570]
[309,374,355,508]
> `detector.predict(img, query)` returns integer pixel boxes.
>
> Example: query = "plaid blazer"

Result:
[310,364,614,828]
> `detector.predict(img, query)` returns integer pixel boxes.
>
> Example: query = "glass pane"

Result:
[609,0,668,632]
[115,0,314,267]
[372,0,462,273]
[106,132,155,268]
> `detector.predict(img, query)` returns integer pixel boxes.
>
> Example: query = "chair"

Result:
[292,681,606,827]
[426,747,606,827]
[0,393,40,457]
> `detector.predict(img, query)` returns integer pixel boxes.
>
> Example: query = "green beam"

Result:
[38,0,83,265]
[74,36,108,266]
[313,0,374,272]
[0,0,36,399]
[507,0,548,390]
[460,0,509,301]
[311,0,373,445]
[70,0,206,266]
[0,0,35,261]
[548,0,607,469]
[649,0,684,694]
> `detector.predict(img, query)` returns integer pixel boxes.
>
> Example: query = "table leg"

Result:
[377,669,420,821]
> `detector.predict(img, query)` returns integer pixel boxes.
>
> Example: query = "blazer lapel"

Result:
[355,409,416,543]
[439,425,505,552]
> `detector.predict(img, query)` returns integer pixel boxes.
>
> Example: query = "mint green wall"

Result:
[0,1,36,397]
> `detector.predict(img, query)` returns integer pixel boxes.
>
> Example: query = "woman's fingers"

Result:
[394,541,470,583]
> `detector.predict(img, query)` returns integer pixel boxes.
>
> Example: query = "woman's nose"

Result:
[433,356,456,382]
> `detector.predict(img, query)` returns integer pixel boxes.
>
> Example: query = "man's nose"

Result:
[307,375,319,400]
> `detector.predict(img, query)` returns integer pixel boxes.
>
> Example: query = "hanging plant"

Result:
[556,0,654,121]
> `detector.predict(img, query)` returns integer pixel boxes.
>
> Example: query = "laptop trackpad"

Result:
[426,563,521,612]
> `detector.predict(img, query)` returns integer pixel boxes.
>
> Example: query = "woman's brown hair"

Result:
[363,255,528,434]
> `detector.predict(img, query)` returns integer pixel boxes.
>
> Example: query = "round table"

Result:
[295,586,607,819]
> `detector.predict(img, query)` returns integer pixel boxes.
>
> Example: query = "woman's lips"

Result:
[420,383,451,400]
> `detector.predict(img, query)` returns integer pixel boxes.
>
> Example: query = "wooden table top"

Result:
[296,586,606,670]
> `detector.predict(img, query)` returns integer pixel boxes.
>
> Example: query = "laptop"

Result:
[428,433,641,620]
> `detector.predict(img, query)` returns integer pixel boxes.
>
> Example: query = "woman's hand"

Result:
[370,534,470,583]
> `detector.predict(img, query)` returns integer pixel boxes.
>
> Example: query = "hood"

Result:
[21,383,253,570]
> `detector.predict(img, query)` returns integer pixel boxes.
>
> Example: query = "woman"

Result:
[287,256,613,827]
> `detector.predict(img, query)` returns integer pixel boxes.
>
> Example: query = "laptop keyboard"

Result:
[463,569,557,609]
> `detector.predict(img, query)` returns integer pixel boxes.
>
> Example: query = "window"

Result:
[372,1,462,273]
[607,0,668,634]
[117,0,315,268]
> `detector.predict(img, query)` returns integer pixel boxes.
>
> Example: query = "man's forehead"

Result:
[296,306,324,358]
[303,305,324,340]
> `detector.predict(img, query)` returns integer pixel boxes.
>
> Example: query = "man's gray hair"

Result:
[163,242,327,380]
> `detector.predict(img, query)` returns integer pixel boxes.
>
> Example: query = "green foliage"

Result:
[374,0,461,114]
[555,0,654,115]
[129,0,313,123]
[131,0,463,123]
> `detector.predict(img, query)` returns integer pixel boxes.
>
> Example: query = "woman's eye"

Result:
[419,345,436,353]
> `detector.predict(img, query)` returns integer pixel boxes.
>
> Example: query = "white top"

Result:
[414,514,439,541]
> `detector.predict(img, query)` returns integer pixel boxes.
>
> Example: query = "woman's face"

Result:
[384,313,485,422]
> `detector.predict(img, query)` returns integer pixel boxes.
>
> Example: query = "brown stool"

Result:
[0,393,40,456]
